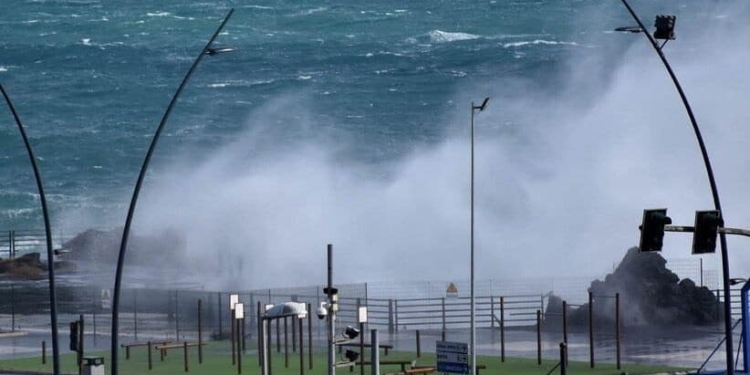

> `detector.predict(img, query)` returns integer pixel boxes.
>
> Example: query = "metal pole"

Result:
[536,310,541,365]
[616,293,621,370]
[470,101,476,375]
[1,85,60,375]
[500,296,505,362]
[589,291,594,368]
[619,2,733,373]
[109,10,234,375]
[285,317,289,367]
[562,300,568,365]
[198,299,203,364]
[559,343,567,375]
[370,330,379,375]
[308,303,313,370]
[299,317,304,375]
[327,244,335,375]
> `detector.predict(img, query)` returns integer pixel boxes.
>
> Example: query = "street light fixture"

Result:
[470,97,489,375]
[616,2,734,374]
[110,9,235,375]
[1,85,62,375]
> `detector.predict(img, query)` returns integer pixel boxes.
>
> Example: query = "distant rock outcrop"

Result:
[544,247,721,329]
[62,227,187,266]
[0,253,44,279]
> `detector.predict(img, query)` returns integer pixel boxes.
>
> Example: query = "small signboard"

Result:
[446,283,459,299]
[436,341,468,374]
[101,289,111,310]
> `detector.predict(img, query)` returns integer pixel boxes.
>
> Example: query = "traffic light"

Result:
[654,15,676,40]
[69,321,79,352]
[639,208,672,252]
[692,210,722,254]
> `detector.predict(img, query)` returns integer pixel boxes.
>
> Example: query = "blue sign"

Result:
[436,341,468,374]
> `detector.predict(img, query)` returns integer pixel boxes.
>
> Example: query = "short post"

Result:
[416,330,421,357]
[42,340,46,364]
[176,290,180,341]
[370,329,380,375]
[183,341,189,373]
[615,293,621,370]
[292,314,297,352]
[78,314,84,375]
[559,343,567,375]
[11,284,15,331]
[588,291,594,368]
[360,322,365,375]
[242,316,247,352]
[198,299,203,364]
[148,341,153,370]
[441,330,446,341]
[536,310,542,365]
[441,298,446,331]
[500,296,505,362]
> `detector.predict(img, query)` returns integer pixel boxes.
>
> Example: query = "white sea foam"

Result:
[502,39,579,48]
[292,7,327,16]
[428,30,480,43]
[298,76,312,80]
[146,11,171,17]
[23,20,40,24]
[0,67,7,72]
[242,5,274,10]
[81,38,92,45]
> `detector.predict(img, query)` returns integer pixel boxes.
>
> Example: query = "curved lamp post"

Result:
[110,9,234,375]
[469,97,489,375]
[1,84,61,375]
[618,1,734,374]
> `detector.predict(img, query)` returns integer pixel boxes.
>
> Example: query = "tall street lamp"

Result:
[470,97,489,375]
[617,2,734,374]
[110,9,234,375]
[1,85,61,375]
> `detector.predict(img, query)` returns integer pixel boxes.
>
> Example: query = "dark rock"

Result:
[0,253,45,279]
[547,247,721,329]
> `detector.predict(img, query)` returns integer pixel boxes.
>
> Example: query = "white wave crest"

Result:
[81,38,92,45]
[429,30,480,43]
[0,66,8,72]
[146,11,171,17]
[503,39,579,48]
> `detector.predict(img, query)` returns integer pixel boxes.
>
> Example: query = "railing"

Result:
[0,229,65,259]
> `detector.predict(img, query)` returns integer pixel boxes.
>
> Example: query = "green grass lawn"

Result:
[0,340,688,375]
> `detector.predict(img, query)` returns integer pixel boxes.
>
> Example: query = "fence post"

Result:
[490,296,495,329]
[11,284,15,332]
[218,292,223,341]
[441,298,446,331]
[394,300,399,331]
[183,341,189,373]
[616,293,621,370]
[148,341,153,370]
[308,303,313,370]
[300,316,305,375]
[500,296,505,362]
[388,299,394,334]
[559,343,567,375]
[284,317,289,368]
[588,291,594,368]
[198,299,203,364]
[562,300,568,365]
[134,289,139,342]
[175,290,180,341]
[258,301,263,367]
[9,230,14,259]
[536,310,542,365]
[416,330,421,357]
[42,340,46,364]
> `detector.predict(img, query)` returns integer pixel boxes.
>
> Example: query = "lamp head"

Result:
[342,326,360,340]
[653,15,676,40]
[473,97,490,112]
[344,350,359,362]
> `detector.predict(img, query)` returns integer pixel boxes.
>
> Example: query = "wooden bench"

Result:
[154,342,207,361]
[338,342,394,355]
[352,359,415,372]
[120,341,171,360]
[385,366,436,375]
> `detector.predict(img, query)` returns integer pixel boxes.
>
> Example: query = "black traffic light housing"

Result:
[639,208,672,252]
[692,210,722,254]
[69,321,79,352]
[654,15,676,40]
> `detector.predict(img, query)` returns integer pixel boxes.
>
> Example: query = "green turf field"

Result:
[0,340,688,375]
